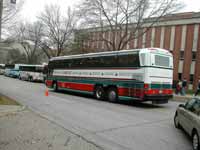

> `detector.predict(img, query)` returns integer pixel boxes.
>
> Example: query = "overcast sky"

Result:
[20,0,200,22]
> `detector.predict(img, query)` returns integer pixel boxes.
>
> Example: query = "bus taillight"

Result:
[144,84,149,89]
[162,89,173,95]
[144,89,173,95]
[144,89,158,95]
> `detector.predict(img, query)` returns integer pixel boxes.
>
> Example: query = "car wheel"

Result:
[94,86,105,100]
[53,82,58,92]
[107,87,118,102]
[193,131,200,150]
[174,113,181,129]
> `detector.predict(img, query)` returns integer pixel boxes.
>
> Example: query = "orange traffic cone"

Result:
[45,89,49,96]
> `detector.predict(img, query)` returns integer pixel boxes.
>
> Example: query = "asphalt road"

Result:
[0,76,192,150]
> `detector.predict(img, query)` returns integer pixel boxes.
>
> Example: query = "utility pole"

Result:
[0,0,16,40]
[0,0,3,41]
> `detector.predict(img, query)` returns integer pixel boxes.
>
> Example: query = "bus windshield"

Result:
[151,53,172,68]
[154,55,170,67]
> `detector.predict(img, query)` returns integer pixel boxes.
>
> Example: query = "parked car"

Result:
[174,97,200,150]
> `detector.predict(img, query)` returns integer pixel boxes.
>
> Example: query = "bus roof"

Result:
[50,48,171,61]
[17,64,44,67]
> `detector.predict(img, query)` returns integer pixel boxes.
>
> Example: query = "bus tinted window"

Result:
[0,66,4,69]
[5,65,14,69]
[101,56,117,67]
[49,53,140,69]
[35,67,43,73]
[118,54,140,68]
[20,66,43,72]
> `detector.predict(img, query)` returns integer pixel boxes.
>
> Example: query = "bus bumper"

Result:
[144,95,173,104]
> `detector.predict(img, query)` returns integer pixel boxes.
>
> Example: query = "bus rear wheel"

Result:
[94,86,105,100]
[29,76,33,82]
[107,87,118,102]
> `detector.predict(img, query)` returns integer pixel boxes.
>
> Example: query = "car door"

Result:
[191,100,200,136]
[180,99,196,133]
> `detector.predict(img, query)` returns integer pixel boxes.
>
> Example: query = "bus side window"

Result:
[118,54,140,68]
[140,53,146,66]
[101,56,117,68]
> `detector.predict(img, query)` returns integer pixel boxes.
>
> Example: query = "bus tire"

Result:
[94,86,105,100]
[29,76,33,82]
[107,87,118,102]
[53,82,58,92]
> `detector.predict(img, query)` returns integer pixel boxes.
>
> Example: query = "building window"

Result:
[178,73,182,80]
[192,52,196,60]
[190,74,194,84]
[180,51,184,60]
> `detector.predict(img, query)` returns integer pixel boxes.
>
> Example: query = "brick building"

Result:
[78,12,200,90]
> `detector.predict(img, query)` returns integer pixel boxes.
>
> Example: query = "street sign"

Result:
[10,0,16,4]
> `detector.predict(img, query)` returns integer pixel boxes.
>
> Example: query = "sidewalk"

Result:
[0,107,101,150]
[172,94,195,102]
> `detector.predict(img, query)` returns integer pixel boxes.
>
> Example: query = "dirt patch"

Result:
[0,94,20,105]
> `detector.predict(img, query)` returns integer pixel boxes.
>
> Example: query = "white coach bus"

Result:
[19,64,44,82]
[46,48,173,104]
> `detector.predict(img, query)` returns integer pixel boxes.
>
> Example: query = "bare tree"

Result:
[38,4,77,58]
[9,22,45,64]
[77,0,183,51]
[6,48,27,64]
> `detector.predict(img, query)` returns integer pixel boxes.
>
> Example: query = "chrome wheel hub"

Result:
[193,134,199,150]
[96,90,102,98]
[109,91,116,101]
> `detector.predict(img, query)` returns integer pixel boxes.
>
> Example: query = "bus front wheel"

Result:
[94,86,105,100]
[107,87,118,102]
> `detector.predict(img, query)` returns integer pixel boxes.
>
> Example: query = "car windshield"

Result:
[194,99,200,115]
[185,99,196,110]
[185,99,200,115]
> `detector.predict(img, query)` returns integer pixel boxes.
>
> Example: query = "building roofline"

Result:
[76,12,200,33]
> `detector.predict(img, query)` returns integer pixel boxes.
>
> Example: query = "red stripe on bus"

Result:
[118,87,144,98]
[57,81,94,92]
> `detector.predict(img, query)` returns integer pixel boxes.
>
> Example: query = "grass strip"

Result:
[0,94,20,105]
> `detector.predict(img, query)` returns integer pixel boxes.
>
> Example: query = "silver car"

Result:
[174,98,200,150]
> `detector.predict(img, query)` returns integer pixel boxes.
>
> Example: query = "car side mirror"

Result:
[179,104,185,108]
